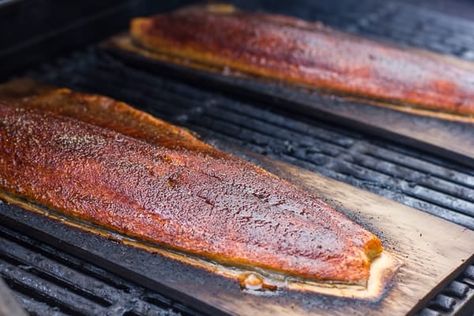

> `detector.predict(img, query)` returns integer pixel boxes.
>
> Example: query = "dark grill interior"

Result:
[1,0,474,315]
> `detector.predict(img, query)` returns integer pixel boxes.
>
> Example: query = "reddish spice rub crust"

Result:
[130,4,474,117]
[5,87,216,155]
[0,89,382,284]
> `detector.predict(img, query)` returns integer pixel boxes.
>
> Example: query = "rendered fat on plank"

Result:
[128,4,474,120]
[0,81,394,298]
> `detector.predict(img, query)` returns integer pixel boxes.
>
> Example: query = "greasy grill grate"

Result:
[0,220,201,316]
[2,0,473,315]
[421,265,474,316]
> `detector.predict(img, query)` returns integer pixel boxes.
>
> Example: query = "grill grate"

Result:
[0,221,201,316]
[2,0,474,314]
[420,265,474,316]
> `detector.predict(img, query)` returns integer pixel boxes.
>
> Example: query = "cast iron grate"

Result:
[0,221,201,316]
[419,265,474,316]
[3,0,474,314]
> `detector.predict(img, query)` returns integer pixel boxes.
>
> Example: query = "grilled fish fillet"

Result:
[130,4,474,118]
[0,86,382,284]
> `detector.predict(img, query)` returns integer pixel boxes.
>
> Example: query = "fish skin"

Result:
[130,4,474,117]
[0,89,382,283]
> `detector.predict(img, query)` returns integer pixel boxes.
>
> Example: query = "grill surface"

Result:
[0,220,200,316]
[2,0,474,315]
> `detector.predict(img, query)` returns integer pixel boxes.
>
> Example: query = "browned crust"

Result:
[0,189,397,300]
[0,78,215,154]
[128,4,474,120]
[0,82,382,284]
[107,35,474,124]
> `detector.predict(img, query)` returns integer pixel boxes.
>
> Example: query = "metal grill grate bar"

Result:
[0,222,197,316]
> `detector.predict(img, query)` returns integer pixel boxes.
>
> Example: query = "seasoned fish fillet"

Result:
[130,4,474,118]
[0,87,382,284]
